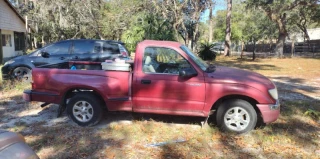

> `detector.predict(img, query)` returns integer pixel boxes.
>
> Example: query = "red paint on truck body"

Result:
[24,40,280,123]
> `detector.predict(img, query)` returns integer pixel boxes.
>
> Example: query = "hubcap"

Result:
[224,107,250,131]
[13,68,31,81]
[72,101,94,122]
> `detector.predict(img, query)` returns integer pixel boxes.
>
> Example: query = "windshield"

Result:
[180,45,208,71]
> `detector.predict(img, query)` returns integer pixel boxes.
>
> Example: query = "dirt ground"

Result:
[0,57,320,159]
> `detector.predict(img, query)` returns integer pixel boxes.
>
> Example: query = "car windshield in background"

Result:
[180,45,208,71]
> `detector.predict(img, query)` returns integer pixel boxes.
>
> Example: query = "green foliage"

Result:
[213,10,227,41]
[101,0,177,52]
[121,26,145,52]
[286,4,320,40]
[120,11,176,52]
[213,2,278,44]
[198,42,216,61]
[245,0,319,56]
[304,109,320,120]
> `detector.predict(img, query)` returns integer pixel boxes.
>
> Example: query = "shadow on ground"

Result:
[214,58,280,72]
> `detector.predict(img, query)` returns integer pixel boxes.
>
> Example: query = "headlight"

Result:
[268,88,278,100]
[4,60,15,65]
[17,133,26,142]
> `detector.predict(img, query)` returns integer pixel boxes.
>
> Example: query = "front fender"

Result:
[203,83,273,114]
[6,62,34,74]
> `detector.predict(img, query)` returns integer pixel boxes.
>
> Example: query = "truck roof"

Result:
[138,40,182,48]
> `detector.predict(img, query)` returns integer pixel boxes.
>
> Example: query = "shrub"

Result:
[198,42,217,61]
[304,109,320,120]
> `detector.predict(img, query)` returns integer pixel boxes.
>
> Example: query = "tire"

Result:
[66,93,103,126]
[12,67,32,82]
[216,99,257,133]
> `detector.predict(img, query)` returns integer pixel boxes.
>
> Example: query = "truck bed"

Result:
[29,61,132,108]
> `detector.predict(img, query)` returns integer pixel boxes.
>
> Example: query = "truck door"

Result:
[132,47,206,115]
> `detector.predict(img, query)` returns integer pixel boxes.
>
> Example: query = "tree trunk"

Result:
[275,32,286,58]
[241,41,244,59]
[274,13,288,58]
[41,35,45,46]
[252,40,256,61]
[208,1,213,43]
[192,22,199,52]
[186,34,190,48]
[34,37,37,49]
[224,0,232,56]
[302,28,310,42]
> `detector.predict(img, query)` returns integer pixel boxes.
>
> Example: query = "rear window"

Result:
[73,41,95,54]
[119,44,129,56]
[103,43,120,54]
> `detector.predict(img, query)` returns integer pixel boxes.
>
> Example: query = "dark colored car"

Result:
[210,42,225,51]
[0,130,38,159]
[1,39,129,81]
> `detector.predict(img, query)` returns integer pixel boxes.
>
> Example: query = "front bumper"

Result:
[256,100,280,123]
[23,90,60,104]
[1,65,12,80]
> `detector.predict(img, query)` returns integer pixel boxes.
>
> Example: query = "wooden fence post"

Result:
[291,40,295,57]
[313,44,315,58]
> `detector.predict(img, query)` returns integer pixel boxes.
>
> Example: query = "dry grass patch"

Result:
[214,56,320,79]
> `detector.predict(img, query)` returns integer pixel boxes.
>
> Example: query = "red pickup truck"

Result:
[23,40,280,133]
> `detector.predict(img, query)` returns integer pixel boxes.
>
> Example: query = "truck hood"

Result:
[205,66,275,91]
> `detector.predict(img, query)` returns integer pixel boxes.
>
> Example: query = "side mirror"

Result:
[179,68,197,78]
[41,51,50,58]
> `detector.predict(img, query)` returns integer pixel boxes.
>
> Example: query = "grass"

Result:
[0,57,320,158]
[214,56,320,79]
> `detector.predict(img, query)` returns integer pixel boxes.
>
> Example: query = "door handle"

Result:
[60,57,65,60]
[141,80,151,84]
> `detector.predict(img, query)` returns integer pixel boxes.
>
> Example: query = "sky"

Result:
[201,0,227,22]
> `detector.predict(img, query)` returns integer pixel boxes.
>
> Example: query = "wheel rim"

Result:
[13,68,31,81]
[224,107,250,131]
[72,101,94,122]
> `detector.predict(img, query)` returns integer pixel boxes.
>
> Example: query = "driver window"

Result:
[142,47,193,74]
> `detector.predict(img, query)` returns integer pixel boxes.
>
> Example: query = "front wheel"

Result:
[12,67,32,82]
[216,99,257,133]
[67,93,103,126]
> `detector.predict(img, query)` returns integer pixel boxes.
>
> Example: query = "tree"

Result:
[224,0,232,56]
[152,0,211,51]
[288,4,320,42]
[246,0,319,58]
[208,0,214,43]
[12,0,106,45]
[212,1,277,59]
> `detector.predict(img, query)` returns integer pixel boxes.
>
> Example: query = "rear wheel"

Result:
[12,67,32,82]
[67,93,103,126]
[216,99,257,133]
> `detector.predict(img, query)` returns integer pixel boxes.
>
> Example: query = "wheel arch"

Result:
[62,87,107,111]
[210,95,262,120]
[11,64,33,73]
